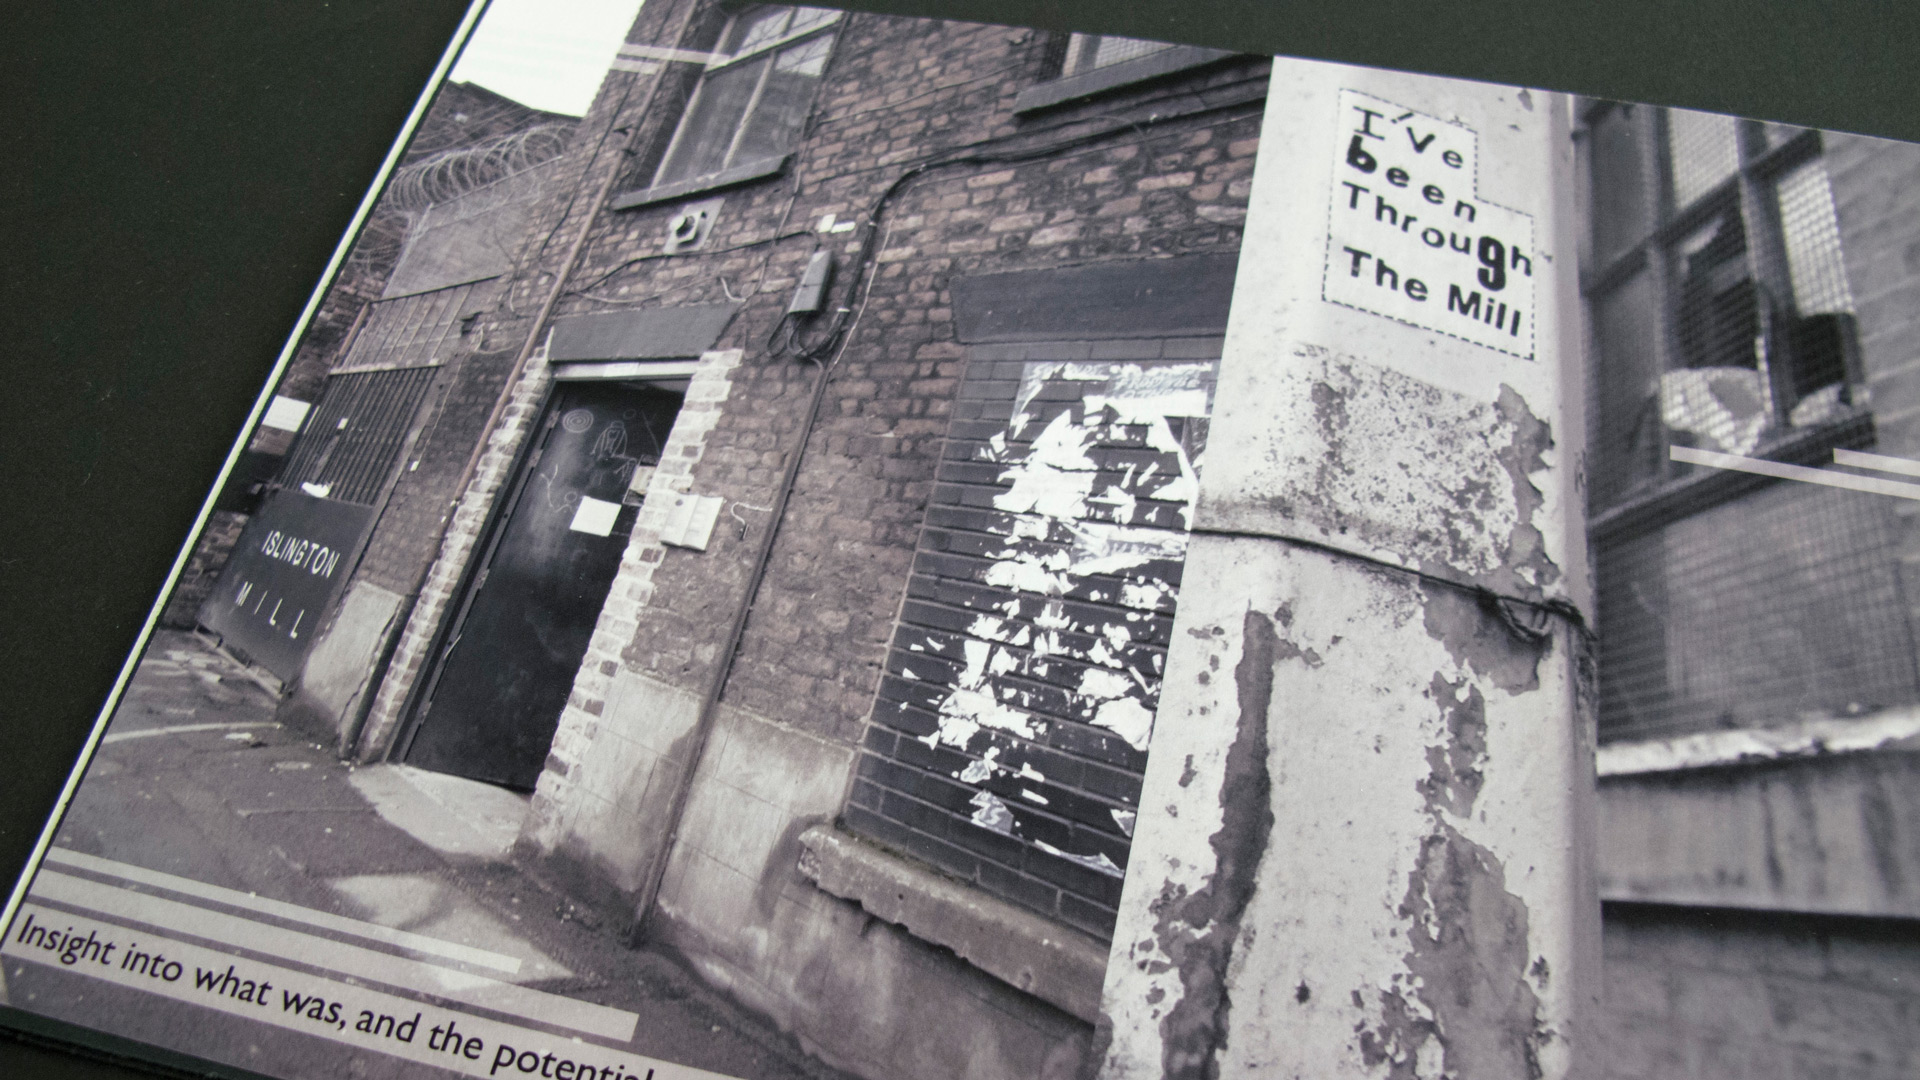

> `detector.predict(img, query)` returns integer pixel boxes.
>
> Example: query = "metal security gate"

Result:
[401,380,684,789]
[201,366,439,678]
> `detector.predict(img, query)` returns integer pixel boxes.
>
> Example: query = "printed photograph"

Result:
[4,0,1918,1077]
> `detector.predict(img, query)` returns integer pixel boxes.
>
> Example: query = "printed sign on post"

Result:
[1323,89,1536,359]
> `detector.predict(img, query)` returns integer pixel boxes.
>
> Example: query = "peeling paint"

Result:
[1486,385,1560,598]
[1358,820,1548,1079]
[1035,839,1125,877]
[1353,625,1548,1078]
[1418,674,1486,819]
[1419,581,1547,695]
[1151,608,1276,1079]
[1233,350,1568,606]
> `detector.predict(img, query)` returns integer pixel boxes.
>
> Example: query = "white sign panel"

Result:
[261,395,312,432]
[1323,89,1535,359]
[566,496,621,537]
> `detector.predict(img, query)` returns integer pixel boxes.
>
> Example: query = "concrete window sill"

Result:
[610,155,790,212]
[797,825,1108,1024]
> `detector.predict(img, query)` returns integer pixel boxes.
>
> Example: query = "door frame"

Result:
[387,370,691,770]
[389,379,567,766]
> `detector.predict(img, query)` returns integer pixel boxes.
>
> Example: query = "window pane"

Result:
[1776,157,1855,315]
[1595,482,1920,742]
[731,37,830,167]
[786,7,838,37]
[1775,156,1856,414]
[1671,210,1757,372]
[1064,33,1175,75]
[1587,104,1654,266]
[724,6,793,55]
[1590,269,1666,507]
[654,57,768,185]
[1762,120,1808,149]
[1666,108,1741,209]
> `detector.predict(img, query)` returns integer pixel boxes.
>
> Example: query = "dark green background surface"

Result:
[3,1,1916,1076]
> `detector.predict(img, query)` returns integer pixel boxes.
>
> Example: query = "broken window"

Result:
[1579,103,1917,742]
[649,5,839,190]
[1584,103,1861,503]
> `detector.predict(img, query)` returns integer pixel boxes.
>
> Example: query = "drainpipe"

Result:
[1094,60,1599,1079]
[349,0,704,763]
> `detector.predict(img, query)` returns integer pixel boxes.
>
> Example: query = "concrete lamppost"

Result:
[1097,57,1598,1080]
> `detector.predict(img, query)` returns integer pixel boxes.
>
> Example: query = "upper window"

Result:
[1582,103,1860,510]
[1012,32,1234,115]
[1059,34,1176,77]
[648,6,839,191]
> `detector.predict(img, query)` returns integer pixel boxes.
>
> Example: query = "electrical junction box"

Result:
[659,493,723,550]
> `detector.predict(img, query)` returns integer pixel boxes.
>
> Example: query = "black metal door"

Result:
[404,381,682,789]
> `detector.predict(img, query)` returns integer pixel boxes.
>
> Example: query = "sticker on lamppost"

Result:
[1323,88,1536,360]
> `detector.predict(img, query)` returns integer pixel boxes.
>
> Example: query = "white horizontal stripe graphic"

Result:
[4,904,724,1079]
[1833,447,1920,478]
[43,848,521,975]
[1671,446,1920,501]
[27,870,635,1040]
[102,721,279,744]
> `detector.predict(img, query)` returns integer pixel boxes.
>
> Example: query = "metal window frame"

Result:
[1580,101,1861,523]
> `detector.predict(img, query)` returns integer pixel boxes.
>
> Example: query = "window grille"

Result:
[1579,101,1907,741]
[277,366,437,506]
[650,6,838,190]
[1584,103,1861,505]
[338,279,491,373]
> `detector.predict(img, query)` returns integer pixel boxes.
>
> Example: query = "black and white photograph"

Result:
[3,1,1919,1078]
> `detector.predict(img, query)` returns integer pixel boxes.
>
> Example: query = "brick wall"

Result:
[593,13,1265,742]
[342,25,678,755]
[1600,904,1920,1079]
[160,510,248,628]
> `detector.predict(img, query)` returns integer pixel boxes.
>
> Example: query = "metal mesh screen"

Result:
[1596,479,1920,741]
[1666,108,1741,208]
[1587,104,1654,268]
[1589,268,1665,506]
[1776,157,1855,316]
[278,366,436,505]
[1582,103,1913,745]
[340,279,487,372]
